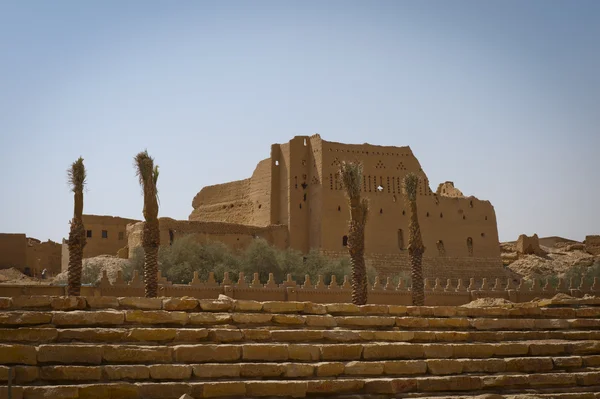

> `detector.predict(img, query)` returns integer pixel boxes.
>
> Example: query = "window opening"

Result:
[101,230,108,239]
[467,237,474,256]
[118,232,124,241]
[397,229,404,250]
[437,240,446,256]
[86,230,92,238]
[342,235,348,246]
[169,230,174,246]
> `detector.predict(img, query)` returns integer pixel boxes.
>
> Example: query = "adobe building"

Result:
[60,215,139,272]
[189,134,505,280]
[0,233,61,276]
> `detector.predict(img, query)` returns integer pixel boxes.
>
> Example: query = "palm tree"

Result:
[403,173,425,305]
[134,151,160,298]
[67,157,87,296]
[340,161,369,305]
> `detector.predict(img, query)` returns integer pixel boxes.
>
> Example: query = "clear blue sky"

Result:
[1,1,598,243]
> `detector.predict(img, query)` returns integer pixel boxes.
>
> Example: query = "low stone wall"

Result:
[1,271,597,306]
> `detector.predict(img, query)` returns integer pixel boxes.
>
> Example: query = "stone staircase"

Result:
[1,295,599,399]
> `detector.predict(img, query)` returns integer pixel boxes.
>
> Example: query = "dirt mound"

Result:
[506,249,596,279]
[0,268,37,284]
[53,255,130,286]
[461,298,514,308]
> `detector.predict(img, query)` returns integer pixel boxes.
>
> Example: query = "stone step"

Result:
[1,341,599,366]
[1,357,598,384]
[1,373,600,399]
[2,310,600,331]
[1,327,600,345]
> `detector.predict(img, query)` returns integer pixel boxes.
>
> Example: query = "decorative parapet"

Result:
[5,272,597,305]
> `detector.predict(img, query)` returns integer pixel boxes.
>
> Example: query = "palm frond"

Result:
[67,157,86,193]
[403,173,419,202]
[134,150,154,188]
[340,161,363,200]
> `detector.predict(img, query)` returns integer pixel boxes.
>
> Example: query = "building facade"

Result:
[190,135,505,280]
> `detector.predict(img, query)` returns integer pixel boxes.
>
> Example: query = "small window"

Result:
[380,208,383,214]
[303,193,307,202]
[437,240,446,256]
[169,229,174,246]
[303,138,307,146]
[481,232,486,238]
[402,210,405,216]
[342,235,348,246]
[467,237,474,256]
[485,216,488,221]
[275,160,279,166]
[337,205,341,211]
[299,203,302,209]
[118,232,124,241]
[426,212,429,217]
[101,230,108,239]
[86,230,92,238]
[440,213,443,218]
[469,200,473,208]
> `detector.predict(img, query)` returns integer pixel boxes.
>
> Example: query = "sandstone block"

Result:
[383,360,427,375]
[428,317,470,328]
[305,315,336,327]
[326,303,360,314]
[0,366,12,382]
[359,304,389,315]
[246,381,307,397]
[0,386,23,399]
[262,301,305,313]
[527,372,577,386]
[288,344,320,361]
[432,306,458,317]
[0,312,52,326]
[202,382,246,398]
[103,346,172,364]
[233,300,263,312]
[230,313,271,324]
[406,306,435,316]
[12,296,52,309]
[242,344,288,361]
[199,299,232,312]
[427,359,463,375]
[127,328,176,342]
[14,366,40,383]
[344,361,384,375]
[553,356,583,368]
[451,344,495,359]
[373,331,414,341]
[362,343,424,360]
[0,328,57,343]
[494,343,530,356]
[273,314,306,325]
[284,363,314,377]
[271,330,323,342]
[149,365,192,380]
[51,297,87,310]
[163,298,198,311]
[307,379,364,394]
[388,305,408,315]
[315,362,345,377]
[577,371,600,386]
[53,310,125,326]
[570,341,600,354]
[136,382,191,399]
[534,319,570,329]
[103,365,149,380]
[482,374,530,388]
[0,298,11,309]
[364,378,417,394]
[459,359,506,373]
[418,375,482,392]
[193,364,241,378]
[471,318,534,330]
[189,313,232,325]
[576,308,600,318]
[58,328,125,342]
[435,331,469,342]
[413,331,437,341]
[40,366,102,381]
[77,385,110,399]
[396,317,429,328]
[323,330,362,342]
[241,329,271,341]
[505,357,554,372]
[0,344,38,365]
[125,310,187,325]
[207,329,242,342]
[529,343,566,355]
[175,329,209,342]
[118,297,162,310]
[86,296,119,309]
[583,355,600,366]
[321,344,363,360]
[240,363,283,377]
[302,303,327,315]
[96,383,139,399]
[336,316,395,327]
[569,319,600,329]
[174,345,240,363]
[22,386,78,399]
[423,344,454,359]
[540,308,577,318]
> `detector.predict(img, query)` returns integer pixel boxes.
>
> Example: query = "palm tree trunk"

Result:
[67,218,85,296]
[408,199,425,306]
[143,220,159,298]
[349,220,367,305]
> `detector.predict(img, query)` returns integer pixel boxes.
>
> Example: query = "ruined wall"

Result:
[81,215,139,258]
[516,233,545,256]
[585,235,600,256]
[0,233,27,270]
[190,159,273,227]
[128,218,289,257]
[25,239,61,276]
[436,181,464,198]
